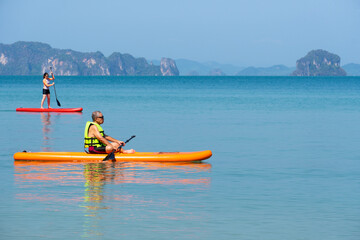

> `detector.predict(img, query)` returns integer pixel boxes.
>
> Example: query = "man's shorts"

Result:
[88,146,107,154]
[43,89,50,95]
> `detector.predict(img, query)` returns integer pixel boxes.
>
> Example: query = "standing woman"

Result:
[41,71,55,108]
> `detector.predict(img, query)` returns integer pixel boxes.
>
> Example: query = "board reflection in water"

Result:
[14,161,211,237]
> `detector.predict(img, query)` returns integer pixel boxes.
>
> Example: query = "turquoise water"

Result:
[1,76,360,239]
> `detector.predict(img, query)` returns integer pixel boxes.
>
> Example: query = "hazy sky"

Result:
[1,0,359,67]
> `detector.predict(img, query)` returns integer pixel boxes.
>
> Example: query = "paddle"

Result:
[103,135,136,161]
[50,67,61,107]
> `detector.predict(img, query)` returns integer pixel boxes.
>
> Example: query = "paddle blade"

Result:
[103,151,115,161]
[56,99,61,107]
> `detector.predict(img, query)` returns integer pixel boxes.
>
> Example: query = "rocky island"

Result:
[292,49,346,76]
[0,41,179,76]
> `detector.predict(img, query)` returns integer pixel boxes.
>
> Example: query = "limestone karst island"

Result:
[292,50,347,76]
[0,42,359,76]
[0,41,179,76]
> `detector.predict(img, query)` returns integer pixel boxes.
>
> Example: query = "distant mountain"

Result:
[0,41,179,76]
[236,65,295,76]
[208,68,226,76]
[200,61,244,75]
[292,49,346,76]
[154,59,244,76]
[3,42,357,77]
[342,63,360,76]
[154,59,295,76]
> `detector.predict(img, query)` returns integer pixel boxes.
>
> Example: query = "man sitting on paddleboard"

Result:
[84,111,135,154]
[41,72,55,108]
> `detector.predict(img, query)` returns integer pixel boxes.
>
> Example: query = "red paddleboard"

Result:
[16,107,83,112]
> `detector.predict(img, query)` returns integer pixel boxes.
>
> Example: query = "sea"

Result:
[0,76,359,239]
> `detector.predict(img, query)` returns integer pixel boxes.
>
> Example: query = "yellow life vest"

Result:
[84,121,106,148]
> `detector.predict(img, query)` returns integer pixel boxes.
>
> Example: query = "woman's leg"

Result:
[46,94,51,108]
[41,95,46,108]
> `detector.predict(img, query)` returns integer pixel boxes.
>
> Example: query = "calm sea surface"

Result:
[1,76,360,239]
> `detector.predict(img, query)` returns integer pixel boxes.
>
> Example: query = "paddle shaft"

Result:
[103,135,136,161]
[50,67,61,107]
[118,135,136,150]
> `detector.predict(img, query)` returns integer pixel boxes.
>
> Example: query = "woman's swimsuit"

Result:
[43,79,50,95]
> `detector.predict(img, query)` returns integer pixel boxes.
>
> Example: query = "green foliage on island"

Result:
[292,49,346,76]
[0,41,177,76]
[108,53,161,76]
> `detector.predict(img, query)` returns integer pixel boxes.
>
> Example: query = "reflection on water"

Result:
[14,161,211,238]
[16,112,83,152]
[14,161,211,186]
[40,113,52,151]
[82,163,109,237]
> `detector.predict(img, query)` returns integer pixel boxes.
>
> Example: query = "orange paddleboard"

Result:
[13,150,212,163]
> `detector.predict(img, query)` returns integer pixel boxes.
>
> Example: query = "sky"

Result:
[0,0,359,67]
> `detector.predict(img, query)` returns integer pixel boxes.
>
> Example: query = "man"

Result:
[84,111,135,154]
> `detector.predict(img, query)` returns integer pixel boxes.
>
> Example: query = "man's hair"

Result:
[92,111,102,121]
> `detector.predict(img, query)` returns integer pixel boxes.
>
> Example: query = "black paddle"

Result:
[50,67,61,107]
[103,135,136,161]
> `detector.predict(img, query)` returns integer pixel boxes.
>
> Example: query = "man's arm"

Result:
[90,125,112,146]
[105,135,125,146]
